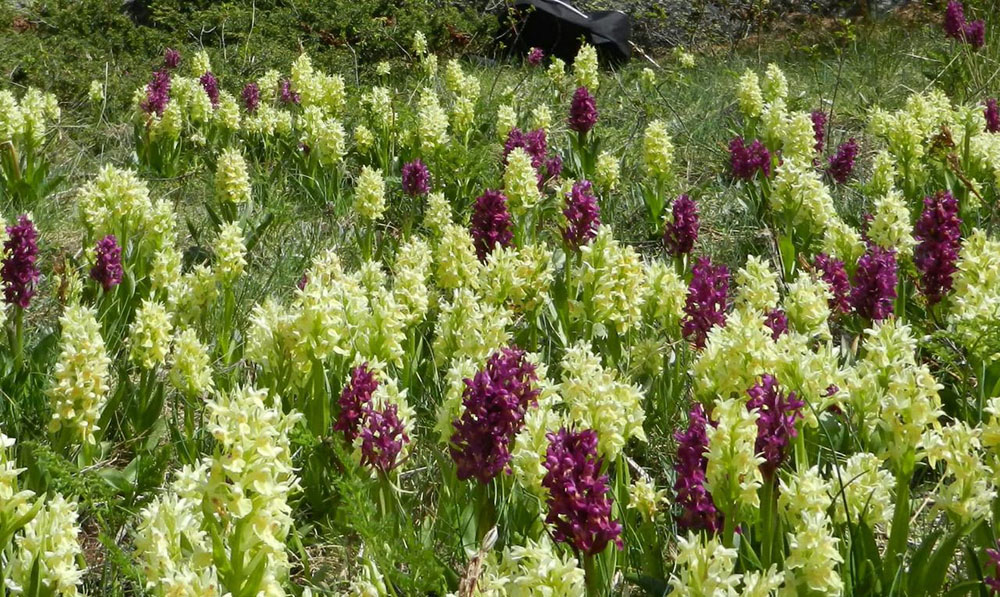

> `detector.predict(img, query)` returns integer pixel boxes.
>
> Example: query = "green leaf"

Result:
[140,382,166,432]
[27,554,42,597]
[921,522,980,597]
[97,467,132,494]
[238,550,269,597]
[907,528,943,595]
[856,522,883,580]
[945,580,985,597]
[29,330,58,363]
[204,201,223,231]
[778,234,796,279]
[624,573,669,597]
[245,212,274,252]
[961,543,988,597]
[186,216,202,245]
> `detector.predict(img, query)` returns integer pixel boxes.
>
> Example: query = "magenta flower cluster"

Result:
[470,189,514,261]
[562,180,601,250]
[542,428,622,555]
[814,253,851,314]
[746,374,804,478]
[449,347,540,484]
[199,72,220,107]
[827,138,858,184]
[241,82,260,113]
[333,364,408,473]
[567,87,598,134]
[544,154,563,181]
[811,110,827,153]
[527,47,545,66]
[280,78,300,104]
[914,190,962,305]
[673,403,721,533]
[503,128,547,167]
[90,235,123,292]
[402,159,431,197]
[503,128,561,184]
[2,215,40,309]
[682,257,729,349]
[985,98,1000,133]
[985,541,1000,593]
[141,70,171,117]
[764,309,788,340]
[945,0,966,37]
[359,405,409,474]
[944,1,985,49]
[965,20,986,48]
[850,244,898,321]
[333,364,380,442]
[728,137,771,180]
[164,48,181,69]
[664,195,700,256]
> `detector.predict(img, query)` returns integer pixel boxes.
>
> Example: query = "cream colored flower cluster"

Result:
[734,256,780,313]
[669,532,783,597]
[572,228,647,335]
[628,477,669,523]
[129,299,174,370]
[1,432,85,596]
[354,165,387,222]
[6,495,86,597]
[706,398,764,518]
[846,319,943,472]
[0,431,35,530]
[77,164,176,251]
[417,87,450,152]
[432,221,481,291]
[135,385,300,596]
[434,287,512,367]
[573,44,600,91]
[774,467,843,595]
[769,157,839,238]
[503,147,542,214]
[300,104,346,166]
[692,261,850,417]
[0,87,60,147]
[784,275,832,340]
[214,146,252,205]
[643,119,675,182]
[48,304,111,446]
[291,53,346,116]
[444,59,480,135]
[248,246,431,377]
[738,64,817,162]
[949,230,1000,361]
[490,536,586,596]
[869,88,953,183]
[479,243,554,313]
[213,221,248,283]
[925,421,995,523]
[169,327,214,398]
[644,261,687,334]
[830,452,895,527]
[867,189,915,260]
[559,342,646,460]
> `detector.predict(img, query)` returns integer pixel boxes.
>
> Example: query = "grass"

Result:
[2,4,972,276]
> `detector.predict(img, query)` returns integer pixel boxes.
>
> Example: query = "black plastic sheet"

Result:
[500,0,631,64]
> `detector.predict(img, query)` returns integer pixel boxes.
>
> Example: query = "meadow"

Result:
[1,0,1000,595]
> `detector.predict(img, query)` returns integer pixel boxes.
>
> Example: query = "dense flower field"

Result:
[2,3,1000,595]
